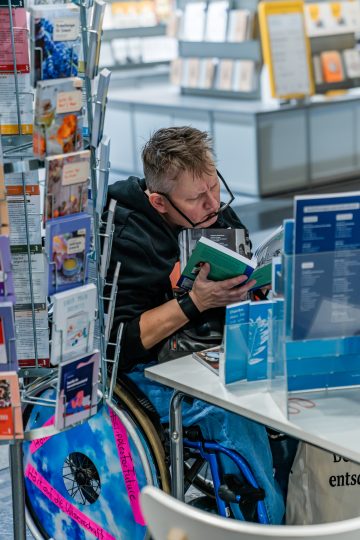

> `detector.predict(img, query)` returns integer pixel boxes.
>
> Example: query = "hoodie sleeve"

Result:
[106,218,176,372]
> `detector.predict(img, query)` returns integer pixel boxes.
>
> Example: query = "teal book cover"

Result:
[177,236,255,291]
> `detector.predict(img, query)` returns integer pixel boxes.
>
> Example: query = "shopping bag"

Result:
[286,442,360,524]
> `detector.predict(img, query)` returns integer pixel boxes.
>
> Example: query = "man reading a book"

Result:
[105,126,284,523]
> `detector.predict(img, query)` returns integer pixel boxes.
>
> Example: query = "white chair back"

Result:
[141,486,360,540]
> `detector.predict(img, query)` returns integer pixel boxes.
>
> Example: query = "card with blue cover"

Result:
[0,302,18,372]
[247,301,273,382]
[45,213,91,296]
[222,301,249,385]
[55,349,99,430]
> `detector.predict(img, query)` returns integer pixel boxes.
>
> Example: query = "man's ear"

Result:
[148,192,167,214]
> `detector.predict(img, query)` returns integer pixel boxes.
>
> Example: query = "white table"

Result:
[145,355,360,498]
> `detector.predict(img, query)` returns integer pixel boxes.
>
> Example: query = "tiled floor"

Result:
[3,175,359,539]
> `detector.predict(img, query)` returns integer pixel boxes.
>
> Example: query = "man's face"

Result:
[161,167,221,228]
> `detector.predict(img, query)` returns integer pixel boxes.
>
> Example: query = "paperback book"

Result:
[33,77,83,159]
[192,345,221,375]
[51,283,97,365]
[55,350,100,430]
[45,150,90,221]
[177,226,283,292]
[0,303,17,372]
[0,372,23,440]
[0,8,29,73]
[45,212,91,295]
[30,4,80,85]
[179,227,251,273]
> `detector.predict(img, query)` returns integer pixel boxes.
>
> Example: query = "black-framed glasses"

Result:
[155,169,235,228]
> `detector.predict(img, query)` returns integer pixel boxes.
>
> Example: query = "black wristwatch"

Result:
[177,292,201,321]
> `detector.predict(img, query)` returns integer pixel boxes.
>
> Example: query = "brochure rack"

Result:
[172,0,262,99]
[100,0,174,71]
[283,248,360,393]
[304,0,360,94]
[1,0,114,537]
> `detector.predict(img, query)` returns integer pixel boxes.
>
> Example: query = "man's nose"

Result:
[205,191,219,210]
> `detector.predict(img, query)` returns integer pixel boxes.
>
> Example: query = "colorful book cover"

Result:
[45,213,91,296]
[0,236,15,301]
[222,300,249,385]
[247,301,273,382]
[30,4,80,85]
[33,77,83,159]
[51,283,97,365]
[0,372,23,440]
[55,350,99,430]
[0,303,17,372]
[320,50,344,83]
[45,150,90,221]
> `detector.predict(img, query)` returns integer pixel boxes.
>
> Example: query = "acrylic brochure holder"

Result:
[283,248,360,394]
[222,318,288,417]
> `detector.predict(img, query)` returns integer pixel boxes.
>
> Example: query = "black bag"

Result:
[157,319,223,363]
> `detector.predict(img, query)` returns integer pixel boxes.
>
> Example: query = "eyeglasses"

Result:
[155,169,235,228]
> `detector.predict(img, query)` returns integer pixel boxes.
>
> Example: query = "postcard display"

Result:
[0,0,116,538]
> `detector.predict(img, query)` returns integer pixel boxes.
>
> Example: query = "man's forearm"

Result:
[139,298,189,350]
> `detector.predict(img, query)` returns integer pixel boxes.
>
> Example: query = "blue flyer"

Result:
[247,301,273,382]
[222,301,249,385]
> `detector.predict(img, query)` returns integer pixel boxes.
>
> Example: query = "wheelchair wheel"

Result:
[23,379,170,540]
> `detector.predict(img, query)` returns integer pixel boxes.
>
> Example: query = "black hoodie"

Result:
[105,177,250,372]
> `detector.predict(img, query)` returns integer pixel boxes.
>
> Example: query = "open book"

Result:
[177,225,283,291]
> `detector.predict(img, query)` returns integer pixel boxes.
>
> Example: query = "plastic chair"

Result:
[141,485,360,540]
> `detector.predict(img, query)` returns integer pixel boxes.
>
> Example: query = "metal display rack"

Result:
[0,0,119,537]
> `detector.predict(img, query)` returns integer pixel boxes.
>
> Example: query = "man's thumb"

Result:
[197,262,210,279]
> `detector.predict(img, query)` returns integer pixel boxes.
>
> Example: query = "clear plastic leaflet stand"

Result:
[268,315,288,418]
[283,248,360,414]
[222,317,288,418]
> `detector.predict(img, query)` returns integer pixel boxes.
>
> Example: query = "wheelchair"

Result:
[23,374,269,540]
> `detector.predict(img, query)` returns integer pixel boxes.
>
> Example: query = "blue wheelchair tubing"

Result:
[184,438,269,524]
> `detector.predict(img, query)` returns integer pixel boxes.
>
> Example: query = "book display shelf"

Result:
[304,0,360,93]
[0,1,123,538]
[170,0,262,99]
[99,0,177,71]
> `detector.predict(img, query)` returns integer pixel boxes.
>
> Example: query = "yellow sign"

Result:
[258,1,314,99]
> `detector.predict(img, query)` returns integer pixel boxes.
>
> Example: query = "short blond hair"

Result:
[142,126,215,193]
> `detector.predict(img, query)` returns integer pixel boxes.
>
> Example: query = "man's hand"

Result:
[189,263,256,312]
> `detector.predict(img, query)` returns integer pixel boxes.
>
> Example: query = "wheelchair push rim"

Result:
[23,380,168,540]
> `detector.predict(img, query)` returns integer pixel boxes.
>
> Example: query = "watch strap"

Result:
[177,292,201,321]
